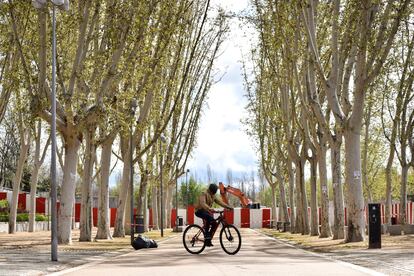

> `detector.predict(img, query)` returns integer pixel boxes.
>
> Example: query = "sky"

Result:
[106,0,258,187]
[186,0,259,183]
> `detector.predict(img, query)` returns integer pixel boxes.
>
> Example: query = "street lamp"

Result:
[159,134,167,237]
[32,0,69,262]
[129,100,137,245]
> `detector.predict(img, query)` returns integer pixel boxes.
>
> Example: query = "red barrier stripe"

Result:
[262,208,270,228]
[18,193,26,211]
[240,208,250,228]
[187,206,195,225]
[93,207,97,226]
[35,197,46,214]
[0,192,7,200]
[224,209,234,224]
[75,203,81,222]
[171,208,177,228]
[110,208,116,227]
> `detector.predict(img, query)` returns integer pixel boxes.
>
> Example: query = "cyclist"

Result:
[195,183,233,247]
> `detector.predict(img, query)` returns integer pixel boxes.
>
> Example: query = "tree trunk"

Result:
[277,175,288,223]
[8,131,30,234]
[152,185,159,230]
[157,184,162,228]
[362,105,373,203]
[295,163,303,234]
[79,129,96,241]
[318,144,331,238]
[166,184,173,228]
[113,135,130,237]
[299,157,310,235]
[344,127,365,242]
[29,163,40,232]
[270,184,278,223]
[143,187,148,232]
[385,147,394,225]
[137,173,147,216]
[331,136,344,239]
[288,160,296,232]
[95,136,114,240]
[58,132,81,244]
[310,156,319,236]
[400,164,409,225]
[29,122,43,233]
[125,188,131,236]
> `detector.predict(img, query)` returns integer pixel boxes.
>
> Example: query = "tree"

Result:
[28,120,50,232]
[300,0,410,242]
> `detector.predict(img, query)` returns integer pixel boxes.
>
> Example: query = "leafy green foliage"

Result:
[0,199,8,209]
[177,176,205,207]
[0,212,48,222]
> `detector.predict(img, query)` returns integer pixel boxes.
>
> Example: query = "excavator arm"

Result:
[219,182,252,208]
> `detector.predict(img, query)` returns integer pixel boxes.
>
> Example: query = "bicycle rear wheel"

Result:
[219,224,241,255]
[183,224,206,254]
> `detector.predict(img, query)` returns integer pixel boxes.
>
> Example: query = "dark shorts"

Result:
[195,209,215,225]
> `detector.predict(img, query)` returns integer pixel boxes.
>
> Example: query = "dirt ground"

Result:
[259,228,414,252]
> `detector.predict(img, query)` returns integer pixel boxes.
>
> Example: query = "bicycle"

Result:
[182,210,241,255]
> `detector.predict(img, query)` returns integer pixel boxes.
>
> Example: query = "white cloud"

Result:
[188,0,258,182]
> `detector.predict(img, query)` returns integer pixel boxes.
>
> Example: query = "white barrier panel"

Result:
[7,192,12,205]
[250,209,262,229]
[26,194,30,211]
[233,208,241,228]
[194,213,203,227]
[177,209,187,225]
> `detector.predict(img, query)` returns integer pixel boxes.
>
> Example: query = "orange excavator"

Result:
[219,182,259,208]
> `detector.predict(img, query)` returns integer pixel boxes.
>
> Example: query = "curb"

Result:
[251,229,386,276]
[47,234,180,276]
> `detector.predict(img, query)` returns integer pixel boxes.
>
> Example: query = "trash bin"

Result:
[391,216,397,225]
[178,216,183,226]
[135,214,144,234]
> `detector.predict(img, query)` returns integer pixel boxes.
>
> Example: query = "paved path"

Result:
[51,229,381,276]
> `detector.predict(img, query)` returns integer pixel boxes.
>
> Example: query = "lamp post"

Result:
[129,100,137,245]
[32,0,69,262]
[159,135,166,237]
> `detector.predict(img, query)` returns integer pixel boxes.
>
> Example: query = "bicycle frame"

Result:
[202,211,229,239]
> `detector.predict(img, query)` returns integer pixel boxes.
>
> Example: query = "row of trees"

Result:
[0,0,227,244]
[245,0,414,242]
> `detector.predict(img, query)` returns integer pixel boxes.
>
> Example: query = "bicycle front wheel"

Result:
[219,224,241,255]
[183,224,206,254]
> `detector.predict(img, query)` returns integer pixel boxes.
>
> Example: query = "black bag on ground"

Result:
[132,235,158,250]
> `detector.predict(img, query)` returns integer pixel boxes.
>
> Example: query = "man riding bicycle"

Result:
[195,183,233,247]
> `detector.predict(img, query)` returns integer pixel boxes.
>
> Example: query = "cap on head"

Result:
[208,183,218,194]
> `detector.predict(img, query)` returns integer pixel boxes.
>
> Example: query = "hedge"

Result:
[0,213,48,222]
